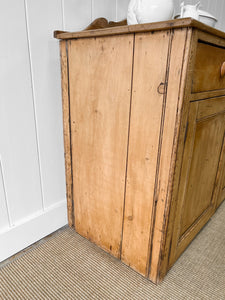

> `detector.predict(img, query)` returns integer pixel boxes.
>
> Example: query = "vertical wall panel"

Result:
[25,0,66,208]
[63,0,92,31]
[216,0,223,30]
[202,0,210,10]
[219,1,225,31]
[92,0,116,21]
[207,0,224,31]
[0,160,10,231]
[0,0,43,224]
[207,0,219,19]
[116,0,129,21]
[174,0,180,15]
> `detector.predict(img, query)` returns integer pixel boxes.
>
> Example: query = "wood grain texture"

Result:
[192,42,225,93]
[149,28,189,283]
[168,102,199,268]
[214,138,225,209]
[85,18,127,30]
[68,35,134,257]
[197,97,225,119]
[58,21,225,283]
[221,62,225,77]
[157,28,194,282]
[180,112,225,236]
[60,41,74,227]
[189,30,225,100]
[121,31,170,276]
[218,158,225,207]
[54,18,225,40]
[168,99,225,267]
[220,187,225,205]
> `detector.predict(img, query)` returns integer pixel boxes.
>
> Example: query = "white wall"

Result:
[1,0,225,263]
[0,0,122,263]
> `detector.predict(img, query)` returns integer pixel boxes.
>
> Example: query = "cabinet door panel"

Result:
[220,187,225,204]
[170,97,225,265]
[180,113,225,236]
[68,35,134,257]
[217,140,225,208]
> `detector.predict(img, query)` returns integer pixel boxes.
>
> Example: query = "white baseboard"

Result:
[0,200,68,262]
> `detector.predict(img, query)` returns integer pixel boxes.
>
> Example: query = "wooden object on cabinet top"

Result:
[54,18,225,40]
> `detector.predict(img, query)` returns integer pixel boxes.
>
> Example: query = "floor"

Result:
[0,202,225,300]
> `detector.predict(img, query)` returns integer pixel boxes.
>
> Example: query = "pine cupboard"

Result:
[55,18,225,283]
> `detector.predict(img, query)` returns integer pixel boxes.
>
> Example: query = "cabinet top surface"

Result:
[54,18,225,40]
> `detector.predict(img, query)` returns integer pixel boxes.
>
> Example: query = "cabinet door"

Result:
[217,140,225,208]
[170,97,225,264]
[68,35,134,257]
[218,169,225,207]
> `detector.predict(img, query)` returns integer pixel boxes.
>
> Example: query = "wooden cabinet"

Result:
[217,132,225,208]
[55,18,225,283]
[168,99,225,267]
[219,173,225,206]
[193,42,225,93]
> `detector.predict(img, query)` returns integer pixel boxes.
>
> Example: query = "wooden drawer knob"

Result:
[221,62,225,77]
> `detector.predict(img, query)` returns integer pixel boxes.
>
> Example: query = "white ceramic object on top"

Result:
[198,10,218,27]
[176,2,218,28]
[180,1,201,20]
[127,0,174,25]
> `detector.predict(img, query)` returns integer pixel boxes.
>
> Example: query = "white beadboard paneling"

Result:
[207,0,219,18]
[0,0,43,223]
[116,0,129,21]
[0,200,67,262]
[174,0,180,15]
[92,0,117,21]
[201,0,210,10]
[206,0,223,30]
[25,0,66,208]
[63,0,92,31]
[218,1,225,31]
[0,160,10,230]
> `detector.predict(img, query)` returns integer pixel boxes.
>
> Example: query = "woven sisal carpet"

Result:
[1,202,225,300]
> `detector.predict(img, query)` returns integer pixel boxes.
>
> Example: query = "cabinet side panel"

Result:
[68,35,134,257]
[121,31,170,276]
[60,41,74,227]
[149,28,190,283]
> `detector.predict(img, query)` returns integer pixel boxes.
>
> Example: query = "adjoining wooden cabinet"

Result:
[168,99,225,268]
[55,18,225,283]
[217,136,225,208]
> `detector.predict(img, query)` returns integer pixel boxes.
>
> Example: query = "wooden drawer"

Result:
[192,42,225,93]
